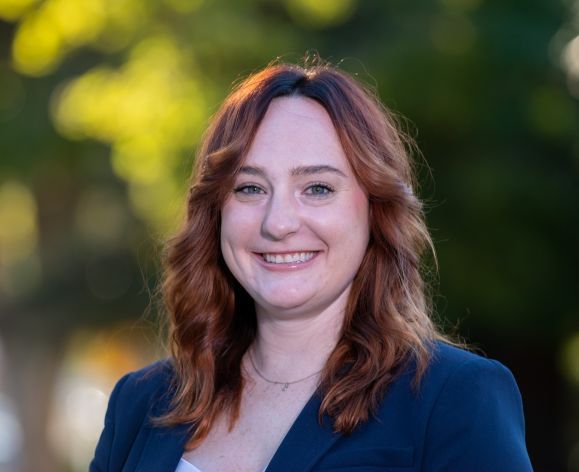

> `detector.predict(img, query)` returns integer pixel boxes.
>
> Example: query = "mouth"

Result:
[257,251,320,265]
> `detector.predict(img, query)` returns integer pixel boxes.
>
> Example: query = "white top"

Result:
[175,457,268,472]
[175,458,204,472]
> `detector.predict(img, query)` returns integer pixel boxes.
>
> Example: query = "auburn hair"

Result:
[158,60,451,447]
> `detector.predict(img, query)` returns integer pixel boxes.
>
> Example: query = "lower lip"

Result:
[252,252,321,271]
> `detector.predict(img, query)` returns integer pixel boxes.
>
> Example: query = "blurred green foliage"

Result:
[0,0,578,470]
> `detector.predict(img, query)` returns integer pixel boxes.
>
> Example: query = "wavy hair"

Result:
[158,61,451,447]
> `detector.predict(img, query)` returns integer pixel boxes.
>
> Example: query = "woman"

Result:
[91,61,532,471]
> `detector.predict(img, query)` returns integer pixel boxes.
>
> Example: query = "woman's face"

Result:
[220,96,370,319]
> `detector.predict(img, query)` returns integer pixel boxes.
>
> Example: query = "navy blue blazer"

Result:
[90,342,532,471]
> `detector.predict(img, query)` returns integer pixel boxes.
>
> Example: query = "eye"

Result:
[304,183,334,197]
[233,184,265,195]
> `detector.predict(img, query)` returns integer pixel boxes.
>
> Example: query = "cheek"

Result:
[311,203,370,262]
[339,191,370,243]
[220,215,245,286]
[220,203,240,265]
[221,202,250,237]
[352,188,371,234]
[220,201,261,260]
[337,195,370,268]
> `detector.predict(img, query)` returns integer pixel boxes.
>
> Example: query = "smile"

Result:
[260,252,318,264]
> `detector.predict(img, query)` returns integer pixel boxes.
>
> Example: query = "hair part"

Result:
[157,60,455,446]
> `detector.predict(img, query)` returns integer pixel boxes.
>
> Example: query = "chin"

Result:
[257,293,316,314]
[263,298,311,312]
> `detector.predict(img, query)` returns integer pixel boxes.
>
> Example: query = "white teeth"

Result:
[262,252,316,264]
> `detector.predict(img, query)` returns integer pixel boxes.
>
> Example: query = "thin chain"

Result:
[248,350,323,392]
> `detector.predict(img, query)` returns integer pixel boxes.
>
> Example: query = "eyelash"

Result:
[233,184,264,195]
[232,182,335,197]
[304,182,335,196]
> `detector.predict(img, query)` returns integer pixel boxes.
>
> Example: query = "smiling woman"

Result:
[90,60,532,471]
[220,97,370,317]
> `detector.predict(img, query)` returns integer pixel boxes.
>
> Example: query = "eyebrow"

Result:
[238,165,347,178]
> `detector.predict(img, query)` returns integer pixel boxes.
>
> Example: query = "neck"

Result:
[249,294,348,379]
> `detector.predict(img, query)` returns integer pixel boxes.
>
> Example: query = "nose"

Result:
[261,189,300,240]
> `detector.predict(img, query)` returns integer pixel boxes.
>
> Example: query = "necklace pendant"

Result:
[282,383,289,392]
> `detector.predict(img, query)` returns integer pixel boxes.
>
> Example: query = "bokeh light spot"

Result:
[12,12,63,76]
[10,0,138,76]
[560,331,579,386]
[562,35,579,79]
[0,0,39,21]
[51,34,205,234]
[48,326,163,469]
[562,35,579,98]
[0,181,41,297]
[0,393,23,465]
[45,0,106,47]
[284,0,357,29]
[92,0,146,52]
[0,181,38,264]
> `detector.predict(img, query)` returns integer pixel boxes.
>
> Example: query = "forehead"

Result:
[242,96,350,171]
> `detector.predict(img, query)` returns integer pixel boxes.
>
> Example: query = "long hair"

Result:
[158,61,451,447]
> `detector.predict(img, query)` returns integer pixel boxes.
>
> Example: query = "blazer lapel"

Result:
[132,389,340,472]
[133,421,190,472]
[265,392,341,472]
[133,387,191,472]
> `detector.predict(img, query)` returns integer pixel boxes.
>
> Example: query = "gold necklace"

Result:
[248,350,323,392]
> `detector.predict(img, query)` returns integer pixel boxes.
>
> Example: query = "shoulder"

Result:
[90,359,177,471]
[428,339,506,370]
[109,359,176,422]
[426,340,517,383]
[114,359,176,400]
[416,341,525,427]
[389,341,524,425]
[416,341,531,470]
[422,341,522,405]
[315,342,531,470]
